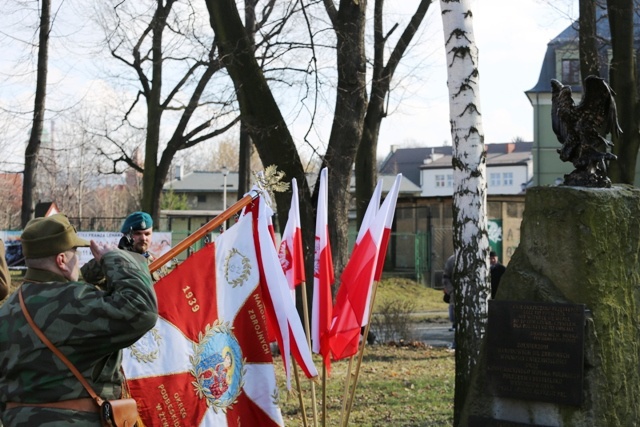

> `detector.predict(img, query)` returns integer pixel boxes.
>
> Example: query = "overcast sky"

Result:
[374,0,578,157]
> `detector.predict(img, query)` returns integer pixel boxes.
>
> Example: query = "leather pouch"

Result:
[100,398,139,427]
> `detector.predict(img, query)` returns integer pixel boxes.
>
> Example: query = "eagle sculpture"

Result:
[550,75,621,187]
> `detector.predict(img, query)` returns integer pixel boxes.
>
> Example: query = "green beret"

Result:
[121,211,153,233]
[21,214,90,258]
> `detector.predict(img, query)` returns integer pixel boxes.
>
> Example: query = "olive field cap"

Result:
[121,211,153,233]
[21,214,90,258]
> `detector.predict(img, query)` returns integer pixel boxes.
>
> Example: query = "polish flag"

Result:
[249,195,318,389]
[311,168,334,372]
[366,174,402,320]
[374,176,399,280]
[278,178,306,301]
[355,179,382,247]
[328,174,402,360]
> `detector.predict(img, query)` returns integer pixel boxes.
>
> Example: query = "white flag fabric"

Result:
[311,167,335,372]
[250,195,318,389]
[278,178,306,301]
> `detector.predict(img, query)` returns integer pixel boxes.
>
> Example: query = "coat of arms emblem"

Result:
[191,320,245,412]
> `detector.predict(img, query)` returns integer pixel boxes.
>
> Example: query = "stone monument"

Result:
[460,185,640,426]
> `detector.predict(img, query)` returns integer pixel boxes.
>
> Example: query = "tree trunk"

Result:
[355,0,431,225]
[141,3,170,221]
[606,0,639,184]
[579,0,600,79]
[440,1,490,425]
[238,123,253,198]
[238,0,259,199]
[21,0,51,228]
[320,0,369,276]
[204,0,314,266]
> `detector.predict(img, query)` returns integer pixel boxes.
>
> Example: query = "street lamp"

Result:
[221,166,229,231]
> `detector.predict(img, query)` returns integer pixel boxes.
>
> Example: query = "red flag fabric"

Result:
[328,175,400,361]
[278,178,306,295]
[249,195,318,389]
[123,211,284,426]
[312,167,334,372]
[328,229,378,360]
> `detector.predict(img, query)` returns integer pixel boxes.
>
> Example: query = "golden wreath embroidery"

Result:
[224,248,252,288]
[128,327,162,363]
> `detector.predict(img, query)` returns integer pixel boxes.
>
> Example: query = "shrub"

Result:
[370,298,417,343]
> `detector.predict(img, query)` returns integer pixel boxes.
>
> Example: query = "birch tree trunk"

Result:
[440,1,490,424]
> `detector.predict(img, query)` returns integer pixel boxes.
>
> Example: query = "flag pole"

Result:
[299,281,319,427]
[322,364,327,427]
[149,192,257,273]
[339,355,355,427]
[342,280,380,427]
[292,360,309,427]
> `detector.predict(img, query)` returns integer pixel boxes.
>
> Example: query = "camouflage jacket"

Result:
[81,251,167,284]
[0,250,158,426]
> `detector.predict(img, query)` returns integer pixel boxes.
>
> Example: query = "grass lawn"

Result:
[275,277,454,426]
[275,344,455,427]
[374,278,446,313]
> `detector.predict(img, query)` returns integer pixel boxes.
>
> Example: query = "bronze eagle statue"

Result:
[550,75,621,187]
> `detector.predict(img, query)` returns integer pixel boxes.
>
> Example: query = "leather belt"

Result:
[6,397,99,413]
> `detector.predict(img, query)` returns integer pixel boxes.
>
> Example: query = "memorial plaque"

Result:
[486,300,585,406]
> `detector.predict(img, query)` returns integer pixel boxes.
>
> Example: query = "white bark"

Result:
[440,0,490,422]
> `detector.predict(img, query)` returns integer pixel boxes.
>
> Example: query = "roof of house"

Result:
[349,174,422,196]
[527,4,640,94]
[420,150,532,170]
[164,170,239,193]
[380,142,532,184]
[380,146,452,185]
[163,170,421,197]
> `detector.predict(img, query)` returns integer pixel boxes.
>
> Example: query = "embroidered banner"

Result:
[123,211,284,426]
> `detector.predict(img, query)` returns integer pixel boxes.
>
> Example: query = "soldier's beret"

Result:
[121,211,153,234]
[21,214,90,258]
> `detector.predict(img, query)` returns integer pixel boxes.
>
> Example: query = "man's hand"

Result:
[89,240,117,263]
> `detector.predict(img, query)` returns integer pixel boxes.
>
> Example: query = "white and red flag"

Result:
[374,175,401,280]
[328,174,402,360]
[123,200,284,426]
[248,195,318,389]
[278,178,306,301]
[354,178,382,248]
[311,167,335,372]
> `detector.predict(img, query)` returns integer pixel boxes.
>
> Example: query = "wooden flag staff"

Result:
[149,191,258,273]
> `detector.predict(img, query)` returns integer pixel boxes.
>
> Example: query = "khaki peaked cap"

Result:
[21,214,90,258]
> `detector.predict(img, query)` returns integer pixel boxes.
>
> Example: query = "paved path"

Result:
[372,311,455,348]
[413,323,455,348]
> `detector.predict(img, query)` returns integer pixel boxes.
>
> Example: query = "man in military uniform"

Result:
[117,211,155,259]
[82,211,165,284]
[0,214,158,426]
[0,240,10,300]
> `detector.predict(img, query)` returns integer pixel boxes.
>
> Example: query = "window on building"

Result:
[446,174,453,187]
[197,195,206,203]
[490,173,501,187]
[562,59,581,85]
[435,174,445,187]
[503,172,513,186]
